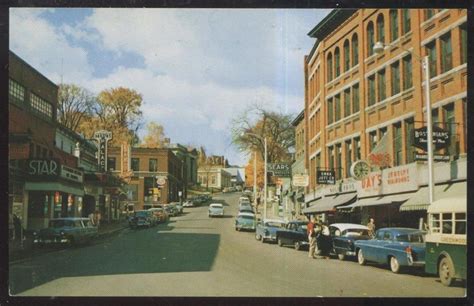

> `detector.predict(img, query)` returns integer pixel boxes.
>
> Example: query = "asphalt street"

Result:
[9,192,466,297]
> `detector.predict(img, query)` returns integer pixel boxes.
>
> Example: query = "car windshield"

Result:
[298,224,307,231]
[210,204,222,208]
[135,211,148,217]
[396,233,425,243]
[343,229,369,236]
[239,215,254,220]
[266,222,284,228]
[49,220,75,228]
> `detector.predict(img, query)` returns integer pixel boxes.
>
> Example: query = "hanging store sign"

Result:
[414,153,450,162]
[317,170,336,185]
[267,163,291,177]
[60,165,84,183]
[413,126,450,151]
[292,174,309,187]
[94,130,113,172]
[26,159,60,178]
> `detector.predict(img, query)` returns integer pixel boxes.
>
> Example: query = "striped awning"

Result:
[339,193,410,210]
[303,192,356,214]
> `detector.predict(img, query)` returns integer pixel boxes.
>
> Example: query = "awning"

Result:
[400,181,466,212]
[339,193,410,210]
[25,181,85,196]
[303,193,356,214]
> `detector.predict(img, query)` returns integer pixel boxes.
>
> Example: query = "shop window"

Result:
[327,53,333,81]
[393,123,402,166]
[351,34,359,66]
[440,32,452,73]
[344,89,351,117]
[391,61,401,95]
[425,41,437,77]
[389,9,399,42]
[149,158,158,172]
[460,24,467,64]
[368,75,376,106]
[367,22,375,57]
[131,158,140,172]
[343,40,350,71]
[335,47,340,77]
[376,14,385,44]
[403,55,413,90]
[401,9,411,35]
[352,84,360,113]
[377,69,386,102]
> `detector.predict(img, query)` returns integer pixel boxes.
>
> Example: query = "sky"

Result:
[9,8,331,166]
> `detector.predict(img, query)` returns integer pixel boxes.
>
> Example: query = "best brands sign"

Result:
[94,130,113,172]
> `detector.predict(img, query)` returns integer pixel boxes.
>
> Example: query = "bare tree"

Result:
[57,84,95,132]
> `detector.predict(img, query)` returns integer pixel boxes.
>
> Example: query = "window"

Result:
[9,79,25,102]
[391,61,400,95]
[442,213,453,234]
[107,157,116,171]
[149,158,157,172]
[402,9,411,34]
[377,69,386,101]
[369,131,378,152]
[351,34,359,66]
[316,153,321,172]
[344,40,350,71]
[460,24,467,64]
[30,93,53,118]
[344,89,351,117]
[354,137,361,160]
[389,10,399,42]
[328,146,335,171]
[336,144,342,179]
[345,140,352,178]
[367,22,374,57]
[335,48,340,77]
[376,14,385,44]
[403,55,413,90]
[393,123,402,166]
[430,213,441,233]
[327,98,334,125]
[440,32,452,73]
[455,213,466,235]
[444,103,457,156]
[334,94,341,122]
[211,175,216,185]
[405,118,415,163]
[352,84,359,113]
[327,53,333,81]
[424,9,435,21]
[426,41,437,77]
[131,158,140,171]
[368,75,376,106]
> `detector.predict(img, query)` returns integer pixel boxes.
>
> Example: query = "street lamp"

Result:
[373,41,435,207]
[242,132,267,220]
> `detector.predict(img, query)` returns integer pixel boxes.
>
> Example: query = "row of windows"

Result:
[327,34,359,81]
[9,79,25,101]
[29,143,53,159]
[327,137,361,180]
[430,212,466,235]
[327,84,359,125]
[107,157,158,172]
[367,10,411,57]
[9,78,54,119]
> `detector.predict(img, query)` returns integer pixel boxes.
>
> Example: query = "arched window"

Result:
[327,53,333,81]
[343,40,350,71]
[367,22,374,57]
[335,47,340,77]
[376,14,385,44]
[352,34,359,66]
[390,10,399,42]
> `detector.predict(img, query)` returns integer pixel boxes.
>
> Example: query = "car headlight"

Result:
[60,231,65,236]
[33,231,37,236]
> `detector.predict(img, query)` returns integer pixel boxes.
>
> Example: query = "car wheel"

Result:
[439,257,455,286]
[338,253,346,261]
[255,234,262,241]
[294,241,301,251]
[277,238,284,247]
[357,249,366,265]
[261,237,266,243]
[390,256,401,273]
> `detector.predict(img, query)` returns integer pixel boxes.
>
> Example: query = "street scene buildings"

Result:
[7,7,468,298]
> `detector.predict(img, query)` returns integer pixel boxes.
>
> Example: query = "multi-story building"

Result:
[167,143,198,199]
[302,9,467,227]
[107,145,183,209]
[289,110,306,217]
[197,155,232,190]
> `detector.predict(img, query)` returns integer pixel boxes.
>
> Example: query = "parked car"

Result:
[148,207,169,223]
[170,202,183,214]
[33,218,98,247]
[256,219,287,243]
[275,221,309,250]
[354,228,426,273]
[129,210,154,228]
[163,204,178,217]
[239,197,251,205]
[183,199,194,207]
[223,187,230,193]
[329,223,370,260]
[235,212,257,231]
[239,205,254,215]
[208,203,225,217]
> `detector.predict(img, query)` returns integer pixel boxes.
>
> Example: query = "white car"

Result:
[183,199,194,207]
[208,203,224,217]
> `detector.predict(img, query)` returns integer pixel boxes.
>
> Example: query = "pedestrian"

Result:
[88,212,96,226]
[307,216,321,259]
[9,213,15,241]
[367,217,376,238]
[13,214,22,242]
[318,222,331,259]
[94,210,101,228]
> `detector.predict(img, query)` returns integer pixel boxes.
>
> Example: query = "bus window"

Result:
[430,213,440,233]
[442,213,452,234]
[455,213,466,235]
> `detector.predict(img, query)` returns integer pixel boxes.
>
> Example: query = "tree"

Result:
[57,84,95,132]
[231,105,295,163]
[140,122,166,148]
[244,152,265,188]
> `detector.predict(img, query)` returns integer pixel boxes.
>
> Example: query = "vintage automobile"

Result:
[33,217,98,246]
[354,227,426,273]
[238,197,251,205]
[183,198,195,207]
[148,207,169,223]
[235,212,256,231]
[208,203,225,217]
[129,210,154,228]
[170,202,183,215]
[275,221,309,250]
[329,223,370,260]
[255,219,287,243]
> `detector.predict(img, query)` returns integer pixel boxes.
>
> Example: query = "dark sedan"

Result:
[329,223,370,260]
[275,221,309,250]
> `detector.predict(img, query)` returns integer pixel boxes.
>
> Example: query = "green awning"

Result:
[399,181,466,212]
[303,193,356,214]
[24,181,84,196]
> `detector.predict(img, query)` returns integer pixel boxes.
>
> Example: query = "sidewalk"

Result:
[9,220,128,264]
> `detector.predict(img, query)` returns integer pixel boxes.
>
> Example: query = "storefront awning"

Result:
[399,181,466,212]
[339,193,410,210]
[25,181,85,196]
[303,192,356,214]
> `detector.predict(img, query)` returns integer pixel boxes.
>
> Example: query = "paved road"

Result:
[10,193,466,297]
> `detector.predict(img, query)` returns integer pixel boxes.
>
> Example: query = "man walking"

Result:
[367,218,376,238]
[307,216,320,259]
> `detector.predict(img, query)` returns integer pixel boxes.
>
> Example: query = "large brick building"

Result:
[302,9,467,227]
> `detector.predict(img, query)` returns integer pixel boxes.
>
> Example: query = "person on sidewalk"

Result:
[9,213,15,241]
[318,222,331,259]
[13,214,22,242]
[367,218,376,238]
[307,216,320,259]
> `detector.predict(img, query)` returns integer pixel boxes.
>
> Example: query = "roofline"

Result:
[291,109,305,127]
[10,50,58,89]
[307,9,357,40]
[306,39,320,63]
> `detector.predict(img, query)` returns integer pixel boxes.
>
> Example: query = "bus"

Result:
[425,196,466,286]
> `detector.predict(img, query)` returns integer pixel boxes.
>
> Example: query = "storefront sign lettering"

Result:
[60,165,84,183]
[361,173,382,190]
[317,170,336,185]
[28,160,59,176]
[387,168,410,185]
[94,130,113,172]
[413,126,450,151]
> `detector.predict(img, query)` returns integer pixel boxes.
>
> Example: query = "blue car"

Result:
[255,219,287,243]
[235,212,256,232]
[354,228,426,273]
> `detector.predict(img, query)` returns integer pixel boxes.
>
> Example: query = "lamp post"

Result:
[373,41,435,206]
[253,151,257,208]
[242,132,267,220]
